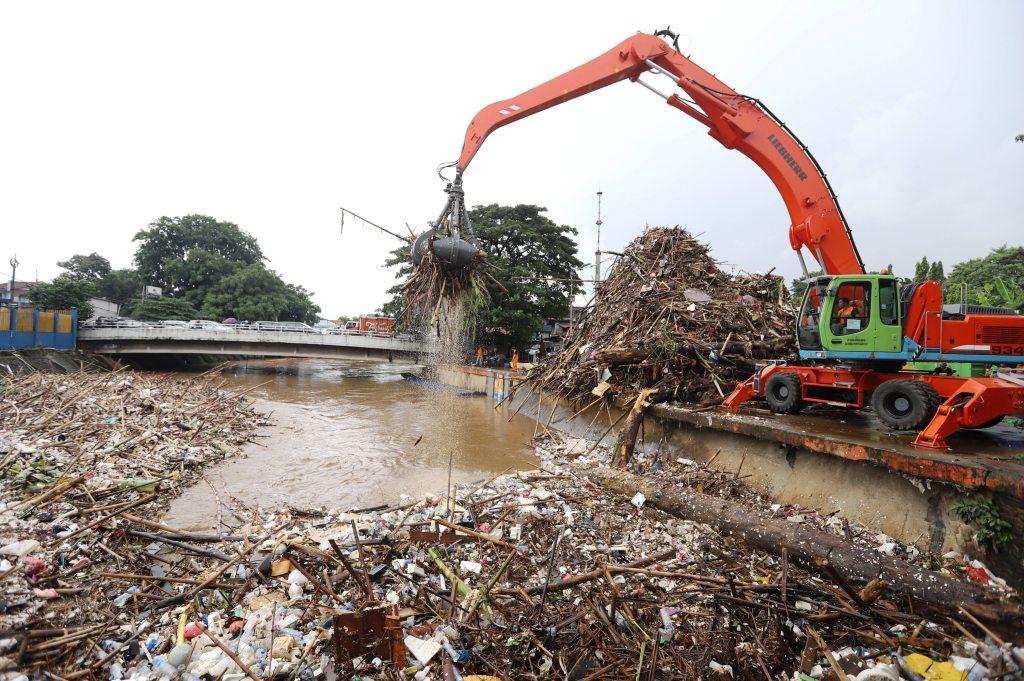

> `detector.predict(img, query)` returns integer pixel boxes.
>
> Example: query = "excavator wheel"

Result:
[871,379,940,430]
[764,372,805,414]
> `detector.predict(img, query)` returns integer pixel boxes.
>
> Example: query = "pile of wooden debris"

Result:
[519,226,796,406]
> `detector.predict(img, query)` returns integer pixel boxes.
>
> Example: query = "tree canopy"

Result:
[914,257,930,282]
[132,215,320,323]
[121,295,198,321]
[56,253,112,282]
[96,269,142,305]
[196,263,309,322]
[384,204,584,350]
[789,270,823,301]
[913,257,944,282]
[48,217,319,323]
[945,245,1024,311]
[29,276,96,319]
[134,215,264,294]
[56,253,140,307]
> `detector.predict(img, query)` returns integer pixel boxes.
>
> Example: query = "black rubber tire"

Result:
[871,380,940,430]
[764,373,805,414]
[964,415,1005,430]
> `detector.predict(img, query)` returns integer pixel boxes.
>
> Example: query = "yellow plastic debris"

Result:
[903,653,967,681]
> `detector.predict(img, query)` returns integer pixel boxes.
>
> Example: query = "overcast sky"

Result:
[2,1,1021,317]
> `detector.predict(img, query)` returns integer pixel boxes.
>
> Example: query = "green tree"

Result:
[97,268,142,305]
[133,215,264,294]
[57,253,112,282]
[279,284,321,325]
[927,260,945,282]
[121,295,198,321]
[380,243,414,322]
[790,270,824,301]
[913,256,930,282]
[384,204,584,350]
[198,263,320,323]
[945,246,1024,311]
[471,204,583,350]
[132,214,319,322]
[29,276,96,319]
[977,278,1024,311]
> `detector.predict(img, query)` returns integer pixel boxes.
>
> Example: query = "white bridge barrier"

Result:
[78,322,433,361]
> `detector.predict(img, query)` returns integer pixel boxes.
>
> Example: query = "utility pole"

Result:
[594,191,603,286]
[7,255,18,306]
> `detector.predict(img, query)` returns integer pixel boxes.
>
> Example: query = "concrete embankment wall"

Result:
[434,364,518,400]
[431,364,1021,582]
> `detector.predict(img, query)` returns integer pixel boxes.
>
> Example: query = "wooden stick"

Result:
[432,517,513,550]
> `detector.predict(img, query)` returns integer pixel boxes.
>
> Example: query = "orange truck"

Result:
[359,316,394,336]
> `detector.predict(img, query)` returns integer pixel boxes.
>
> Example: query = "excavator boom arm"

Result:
[456,32,865,276]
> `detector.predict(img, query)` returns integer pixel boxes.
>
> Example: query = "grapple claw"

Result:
[411,174,482,270]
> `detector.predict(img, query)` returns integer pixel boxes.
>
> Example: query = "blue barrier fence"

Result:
[0,306,77,351]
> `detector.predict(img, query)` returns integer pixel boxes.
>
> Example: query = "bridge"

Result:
[78,323,433,363]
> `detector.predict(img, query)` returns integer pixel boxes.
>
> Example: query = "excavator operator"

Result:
[832,297,855,335]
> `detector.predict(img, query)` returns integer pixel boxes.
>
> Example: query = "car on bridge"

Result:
[82,316,148,328]
[188,319,233,332]
[254,321,316,333]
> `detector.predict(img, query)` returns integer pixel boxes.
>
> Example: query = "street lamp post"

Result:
[7,255,19,306]
[594,191,603,287]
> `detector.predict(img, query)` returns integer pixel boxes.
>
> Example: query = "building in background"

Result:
[0,281,33,306]
[88,297,120,318]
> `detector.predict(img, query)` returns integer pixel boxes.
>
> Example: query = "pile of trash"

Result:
[0,369,262,675]
[517,226,795,406]
[19,432,1015,680]
[2,368,1020,679]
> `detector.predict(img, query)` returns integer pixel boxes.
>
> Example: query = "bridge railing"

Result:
[81,319,419,341]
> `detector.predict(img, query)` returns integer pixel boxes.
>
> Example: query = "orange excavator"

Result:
[413,29,1024,449]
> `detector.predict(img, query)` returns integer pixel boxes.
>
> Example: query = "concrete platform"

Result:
[654,404,1024,500]
[436,363,1024,500]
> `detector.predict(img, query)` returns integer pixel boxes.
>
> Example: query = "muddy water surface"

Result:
[165,359,538,530]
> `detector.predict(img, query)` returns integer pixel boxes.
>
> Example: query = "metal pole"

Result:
[594,191,603,286]
[8,255,18,306]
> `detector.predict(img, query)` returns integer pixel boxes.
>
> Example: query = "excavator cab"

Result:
[797,274,904,359]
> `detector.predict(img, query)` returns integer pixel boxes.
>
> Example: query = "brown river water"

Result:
[165,358,538,531]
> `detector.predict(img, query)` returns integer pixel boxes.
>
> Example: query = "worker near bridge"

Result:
[475,346,485,366]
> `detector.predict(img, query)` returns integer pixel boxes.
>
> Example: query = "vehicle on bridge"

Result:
[81,315,147,329]
[254,321,317,333]
[188,319,233,332]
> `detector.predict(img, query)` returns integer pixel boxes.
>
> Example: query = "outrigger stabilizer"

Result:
[411,172,484,270]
